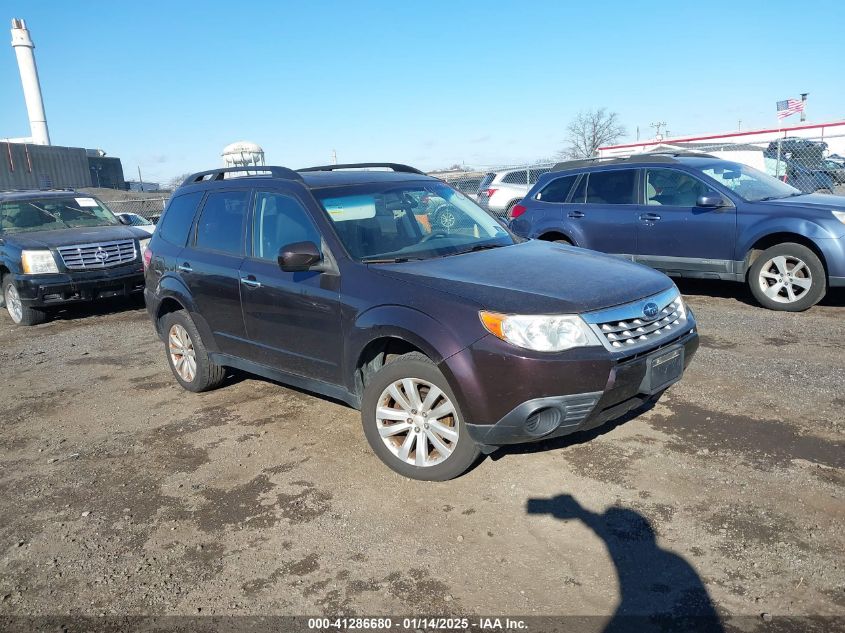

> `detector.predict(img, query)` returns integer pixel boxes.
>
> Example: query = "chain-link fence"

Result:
[429,163,556,219]
[104,198,168,222]
[426,135,845,217]
[629,134,845,196]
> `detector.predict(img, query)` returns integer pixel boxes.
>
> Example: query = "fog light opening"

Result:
[524,408,562,437]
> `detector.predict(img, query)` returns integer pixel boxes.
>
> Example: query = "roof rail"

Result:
[181,166,303,187]
[297,162,425,175]
[0,187,76,194]
[551,152,716,171]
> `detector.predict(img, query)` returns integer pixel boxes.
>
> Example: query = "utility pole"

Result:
[650,121,668,140]
[800,93,808,122]
[738,119,742,131]
[332,149,338,165]
[137,165,143,192]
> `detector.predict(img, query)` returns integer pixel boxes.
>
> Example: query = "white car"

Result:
[116,212,155,235]
[476,167,552,218]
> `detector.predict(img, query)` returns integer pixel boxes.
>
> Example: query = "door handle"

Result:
[177,263,193,272]
[567,211,585,219]
[240,275,261,288]
[639,213,661,222]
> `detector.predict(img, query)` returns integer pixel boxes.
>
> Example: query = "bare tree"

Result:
[165,173,192,191]
[560,108,626,159]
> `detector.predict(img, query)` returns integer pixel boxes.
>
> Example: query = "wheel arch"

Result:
[537,230,575,245]
[742,232,829,279]
[348,305,469,399]
[151,274,214,344]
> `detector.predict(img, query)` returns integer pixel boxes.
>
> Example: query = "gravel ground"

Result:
[0,281,842,631]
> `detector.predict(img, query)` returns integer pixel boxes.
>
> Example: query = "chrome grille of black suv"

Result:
[597,297,685,349]
[57,240,137,270]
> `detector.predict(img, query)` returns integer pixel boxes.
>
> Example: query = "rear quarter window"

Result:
[157,192,204,246]
[535,175,578,203]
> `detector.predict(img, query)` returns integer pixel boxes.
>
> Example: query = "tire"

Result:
[160,310,226,392]
[2,276,47,326]
[747,243,826,311]
[431,204,459,230]
[361,351,481,481]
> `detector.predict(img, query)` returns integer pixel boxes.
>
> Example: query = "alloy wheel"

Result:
[168,323,197,382]
[375,378,459,467]
[758,255,813,304]
[5,284,23,324]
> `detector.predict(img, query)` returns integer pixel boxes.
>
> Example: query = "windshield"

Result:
[694,161,801,202]
[0,196,119,234]
[315,181,516,262]
[124,213,153,226]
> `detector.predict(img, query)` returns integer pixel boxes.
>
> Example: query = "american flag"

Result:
[777,98,805,120]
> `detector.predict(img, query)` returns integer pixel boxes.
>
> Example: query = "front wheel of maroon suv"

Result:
[361,352,481,481]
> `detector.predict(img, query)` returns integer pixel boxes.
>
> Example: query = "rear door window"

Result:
[158,192,204,246]
[535,175,578,203]
[585,169,637,204]
[502,170,529,185]
[194,190,250,255]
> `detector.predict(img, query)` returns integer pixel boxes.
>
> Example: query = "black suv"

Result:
[0,190,151,325]
[144,164,699,480]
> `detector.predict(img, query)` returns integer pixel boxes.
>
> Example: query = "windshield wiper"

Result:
[444,243,508,257]
[758,192,804,201]
[362,256,424,264]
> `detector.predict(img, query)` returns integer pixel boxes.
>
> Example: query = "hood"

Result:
[2,225,149,249]
[766,193,845,211]
[372,240,674,314]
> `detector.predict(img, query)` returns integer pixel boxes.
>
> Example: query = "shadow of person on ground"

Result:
[527,494,724,633]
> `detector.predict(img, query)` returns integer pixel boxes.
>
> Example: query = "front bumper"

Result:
[13,264,145,308]
[442,319,698,449]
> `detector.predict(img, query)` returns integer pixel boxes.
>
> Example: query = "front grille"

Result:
[58,240,137,270]
[582,288,689,354]
[597,297,686,350]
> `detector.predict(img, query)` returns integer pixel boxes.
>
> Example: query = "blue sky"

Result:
[1,1,843,183]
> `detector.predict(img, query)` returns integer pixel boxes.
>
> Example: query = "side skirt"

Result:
[209,352,361,409]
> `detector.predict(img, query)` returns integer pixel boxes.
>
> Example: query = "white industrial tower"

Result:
[10,18,51,146]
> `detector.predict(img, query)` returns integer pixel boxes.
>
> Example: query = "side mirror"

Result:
[696,194,726,208]
[117,215,131,225]
[278,241,322,272]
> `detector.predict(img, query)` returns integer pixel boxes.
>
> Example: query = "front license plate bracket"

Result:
[641,345,684,394]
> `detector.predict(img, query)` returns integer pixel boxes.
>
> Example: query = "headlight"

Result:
[138,238,151,255]
[21,250,59,274]
[479,311,601,352]
[832,210,845,225]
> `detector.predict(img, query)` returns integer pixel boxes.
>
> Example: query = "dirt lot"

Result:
[0,282,842,630]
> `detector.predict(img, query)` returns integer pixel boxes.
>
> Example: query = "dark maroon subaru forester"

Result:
[144,164,698,480]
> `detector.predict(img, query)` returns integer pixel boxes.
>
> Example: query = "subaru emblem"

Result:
[94,247,109,262]
[642,302,659,320]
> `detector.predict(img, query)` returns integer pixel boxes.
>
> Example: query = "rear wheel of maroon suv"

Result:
[361,352,481,481]
[160,310,227,392]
